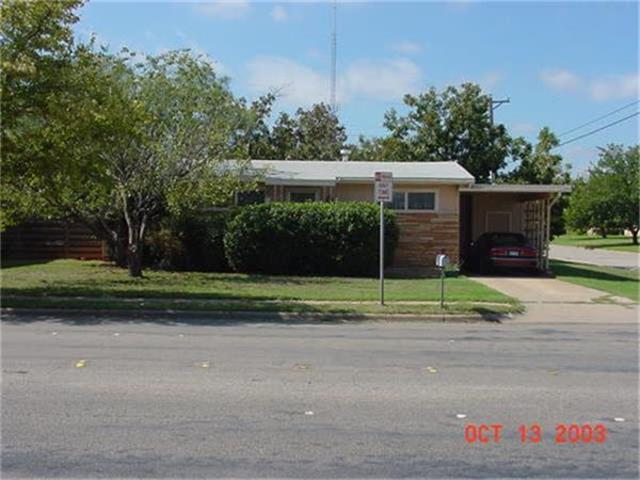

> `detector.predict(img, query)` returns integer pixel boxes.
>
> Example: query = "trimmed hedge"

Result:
[223,202,398,276]
[144,211,231,272]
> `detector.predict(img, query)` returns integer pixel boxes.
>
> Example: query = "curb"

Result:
[0,307,506,323]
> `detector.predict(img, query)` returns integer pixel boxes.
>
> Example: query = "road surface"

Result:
[2,313,638,478]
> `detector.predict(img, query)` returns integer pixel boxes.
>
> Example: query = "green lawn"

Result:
[550,260,639,302]
[0,259,518,315]
[552,234,639,253]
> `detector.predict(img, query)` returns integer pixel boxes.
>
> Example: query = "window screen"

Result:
[390,191,405,210]
[407,192,435,210]
[289,192,317,203]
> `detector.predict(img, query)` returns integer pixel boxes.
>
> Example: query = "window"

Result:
[289,191,318,203]
[408,192,435,210]
[391,192,405,210]
[237,190,265,206]
[387,191,437,211]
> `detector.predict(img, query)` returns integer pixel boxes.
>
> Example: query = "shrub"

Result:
[223,202,398,276]
[144,211,232,271]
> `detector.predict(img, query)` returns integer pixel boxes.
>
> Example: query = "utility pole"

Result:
[489,95,510,124]
[330,0,337,111]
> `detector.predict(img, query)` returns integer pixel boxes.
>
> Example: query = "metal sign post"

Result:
[374,172,393,306]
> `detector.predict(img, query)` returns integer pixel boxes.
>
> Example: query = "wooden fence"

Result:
[1,221,107,261]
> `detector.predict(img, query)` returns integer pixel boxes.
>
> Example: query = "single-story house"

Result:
[241,160,571,272]
[2,159,570,272]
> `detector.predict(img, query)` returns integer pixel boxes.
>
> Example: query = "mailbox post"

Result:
[435,253,449,308]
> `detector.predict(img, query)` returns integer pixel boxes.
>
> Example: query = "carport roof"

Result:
[460,184,571,193]
[248,160,475,186]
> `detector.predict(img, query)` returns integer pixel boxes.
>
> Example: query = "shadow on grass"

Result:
[1,259,56,269]
[550,261,638,283]
[1,305,511,326]
[1,310,365,327]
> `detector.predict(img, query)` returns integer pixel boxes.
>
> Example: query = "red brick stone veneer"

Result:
[392,212,459,268]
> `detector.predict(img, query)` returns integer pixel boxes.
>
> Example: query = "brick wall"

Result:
[392,212,459,268]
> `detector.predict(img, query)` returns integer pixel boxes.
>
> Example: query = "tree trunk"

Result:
[631,229,638,245]
[110,239,128,268]
[123,211,148,278]
[600,227,607,238]
[127,241,143,277]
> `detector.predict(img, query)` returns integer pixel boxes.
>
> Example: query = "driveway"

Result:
[2,315,638,478]
[471,276,638,324]
[550,244,638,270]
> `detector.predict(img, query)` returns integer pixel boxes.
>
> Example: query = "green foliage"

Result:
[508,127,571,184]
[507,127,572,237]
[224,202,398,276]
[245,103,348,160]
[349,84,511,181]
[0,0,86,227]
[144,212,232,272]
[565,144,640,243]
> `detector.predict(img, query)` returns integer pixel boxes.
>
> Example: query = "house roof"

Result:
[249,160,475,186]
[460,184,571,193]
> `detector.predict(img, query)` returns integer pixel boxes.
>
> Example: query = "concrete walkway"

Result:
[472,276,638,324]
[550,244,638,270]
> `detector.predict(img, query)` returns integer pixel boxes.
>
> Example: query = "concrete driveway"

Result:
[472,276,638,324]
[550,244,638,270]
[473,276,617,303]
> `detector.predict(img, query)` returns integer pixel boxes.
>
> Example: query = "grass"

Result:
[550,260,639,302]
[552,234,639,253]
[1,259,515,303]
[0,259,520,316]
[0,296,521,316]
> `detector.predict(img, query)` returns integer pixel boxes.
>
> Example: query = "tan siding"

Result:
[471,193,524,240]
[335,183,373,202]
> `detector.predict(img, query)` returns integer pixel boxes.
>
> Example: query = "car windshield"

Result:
[490,234,527,246]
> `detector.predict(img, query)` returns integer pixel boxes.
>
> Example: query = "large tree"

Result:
[0,0,85,228]
[245,103,347,160]
[565,145,639,244]
[350,83,511,181]
[85,50,255,277]
[3,40,256,276]
[508,128,572,237]
[508,127,571,185]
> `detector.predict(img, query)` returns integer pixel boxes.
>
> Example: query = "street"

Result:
[2,313,638,478]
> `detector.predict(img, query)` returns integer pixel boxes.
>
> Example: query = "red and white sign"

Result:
[374,171,393,202]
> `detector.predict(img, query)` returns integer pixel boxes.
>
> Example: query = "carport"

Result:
[459,184,571,271]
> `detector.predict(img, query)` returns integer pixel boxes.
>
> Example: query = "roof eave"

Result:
[460,184,572,193]
[336,177,474,185]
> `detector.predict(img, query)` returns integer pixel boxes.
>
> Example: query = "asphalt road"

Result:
[2,313,638,478]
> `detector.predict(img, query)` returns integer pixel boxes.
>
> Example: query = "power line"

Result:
[556,111,639,148]
[559,99,639,137]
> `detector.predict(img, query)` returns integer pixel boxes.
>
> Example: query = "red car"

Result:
[467,232,538,273]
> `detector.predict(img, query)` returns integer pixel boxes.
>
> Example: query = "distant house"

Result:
[242,160,570,272]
